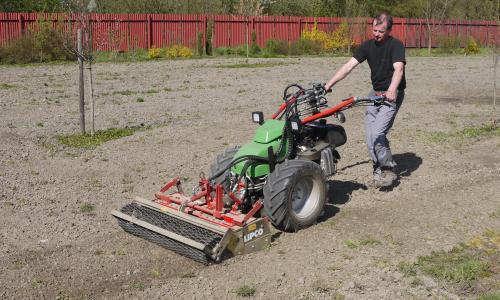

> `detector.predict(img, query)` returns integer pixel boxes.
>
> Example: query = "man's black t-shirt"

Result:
[353,36,406,91]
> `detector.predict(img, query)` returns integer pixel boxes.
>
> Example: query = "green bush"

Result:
[264,39,289,55]
[250,30,261,55]
[206,20,214,56]
[197,32,204,56]
[437,35,462,54]
[214,47,232,56]
[0,21,73,64]
[289,38,323,55]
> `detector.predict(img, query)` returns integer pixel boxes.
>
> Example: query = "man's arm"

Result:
[386,62,404,101]
[324,57,360,91]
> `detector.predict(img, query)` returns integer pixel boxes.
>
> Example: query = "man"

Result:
[324,12,406,188]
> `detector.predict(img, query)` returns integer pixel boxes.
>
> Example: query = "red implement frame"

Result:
[154,177,263,228]
[271,96,355,124]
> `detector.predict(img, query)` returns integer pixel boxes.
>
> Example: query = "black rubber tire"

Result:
[263,159,326,232]
[208,146,240,191]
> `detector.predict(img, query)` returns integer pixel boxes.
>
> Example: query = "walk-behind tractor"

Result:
[111,83,387,264]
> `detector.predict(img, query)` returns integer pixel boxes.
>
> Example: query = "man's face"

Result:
[372,21,390,42]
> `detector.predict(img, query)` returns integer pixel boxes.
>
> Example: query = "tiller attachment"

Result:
[111,177,271,264]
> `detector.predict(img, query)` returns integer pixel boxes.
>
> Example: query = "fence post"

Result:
[147,14,152,49]
[18,14,24,35]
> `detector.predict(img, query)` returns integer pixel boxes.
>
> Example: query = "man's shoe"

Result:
[367,169,397,188]
[382,169,398,182]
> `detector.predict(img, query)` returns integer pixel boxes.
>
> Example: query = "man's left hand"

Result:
[385,90,397,102]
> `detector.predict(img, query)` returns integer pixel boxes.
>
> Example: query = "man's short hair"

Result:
[374,12,393,31]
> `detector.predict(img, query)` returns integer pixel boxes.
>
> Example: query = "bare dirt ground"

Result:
[0,56,499,299]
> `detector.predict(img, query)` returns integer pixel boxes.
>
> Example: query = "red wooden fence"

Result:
[0,12,497,51]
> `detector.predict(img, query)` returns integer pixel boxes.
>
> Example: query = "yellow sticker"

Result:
[248,223,257,232]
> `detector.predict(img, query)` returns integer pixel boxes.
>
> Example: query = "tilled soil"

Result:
[0,56,499,299]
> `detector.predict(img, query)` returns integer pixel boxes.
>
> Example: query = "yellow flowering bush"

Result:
[148,46,161,59]
[464,37,480,55]
[166,45,193,59]
[301,21,351,53]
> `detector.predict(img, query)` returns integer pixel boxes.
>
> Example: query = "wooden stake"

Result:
[78,29,85,134]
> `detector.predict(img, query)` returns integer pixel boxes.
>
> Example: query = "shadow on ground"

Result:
[318,179,367,222]
[380,152,423,191]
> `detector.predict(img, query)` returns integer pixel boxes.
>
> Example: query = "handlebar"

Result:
[273,83,393,121]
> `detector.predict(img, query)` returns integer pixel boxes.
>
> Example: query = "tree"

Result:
[422,0,455,54]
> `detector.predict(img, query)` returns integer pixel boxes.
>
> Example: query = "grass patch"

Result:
[58,126,144,149]
[93,49,149,63]
[145,89,158,94]
[0,83,16,89]
[215,62,289,68]
[478,290,500,300]
[426,122,500,143]
[359,236,382,246]
[112,89,137,96]
[344,240,358,249]
[398,261,417,277]
[489,208,500,219]
[136,97,145,103]
[233,284,256,297]
[79,202,95,213]
[417,244,492,286]
[407,47,493,57]
[150,269,160,277]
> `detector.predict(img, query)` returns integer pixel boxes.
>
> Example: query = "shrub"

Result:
[264,39,289,55]
[0,20,73,64]
[165,45,193,59]
[206,20,214,55]
[300,21,352,54]
[437,35,462,54]
[148,46,161,59]
[196,32,204,56]
[465,37,480,55]
[214,47,232,56]
[289,38,323,55]
[250,30,261,55]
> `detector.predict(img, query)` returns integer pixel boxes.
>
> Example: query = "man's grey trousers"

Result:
[365,89,405,171]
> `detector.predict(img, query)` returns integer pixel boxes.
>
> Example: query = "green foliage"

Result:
[437,34,463,54]
[0,83,16,89]
[197,32,204,56]
[0,0,61,12]
[289,38,323,55]
[417,245,491,284]
[427,123,500,143]
[1,0,498,20]
[477,291,500,300]
[0,20,73,64]
[233,284,256,297]
[216,62,290,68]
[58,127,144,149]
[205,20,214,56]
[264,39,289,56]
[79,202,95,213]
[250,30,261,55]
[398,261,417,276]
[93,48,149,63]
